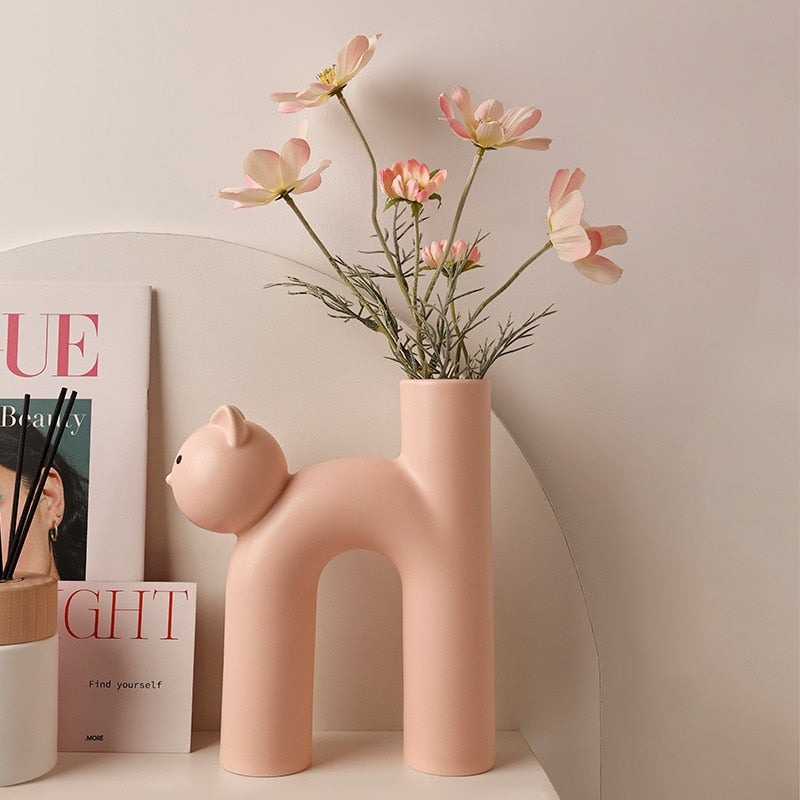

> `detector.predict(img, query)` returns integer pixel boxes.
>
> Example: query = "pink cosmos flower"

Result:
[218,138,331,207]
[439,86,551,151]
[547,168,626,284]
[271,34,381,113]
[379,159,447,204]
[421,239,481,273]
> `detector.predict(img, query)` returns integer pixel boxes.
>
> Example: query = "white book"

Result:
[0,282,150,580]
[57,581,197,753]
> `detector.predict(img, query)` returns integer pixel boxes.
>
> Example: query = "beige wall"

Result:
[0,2,797,798]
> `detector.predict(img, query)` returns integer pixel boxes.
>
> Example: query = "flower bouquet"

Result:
[220,34,627,379]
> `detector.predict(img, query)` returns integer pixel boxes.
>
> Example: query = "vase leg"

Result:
[219,571,316,776]
[402,544,495,776]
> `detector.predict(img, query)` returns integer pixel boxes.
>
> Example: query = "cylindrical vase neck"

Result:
[399,379,491,489]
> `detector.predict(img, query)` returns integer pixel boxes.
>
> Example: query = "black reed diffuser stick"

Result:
[2,389,77,580]
[6,389,67,575]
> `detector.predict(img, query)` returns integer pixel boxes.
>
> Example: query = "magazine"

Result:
[0,282,151,580]
[57,581,196,753]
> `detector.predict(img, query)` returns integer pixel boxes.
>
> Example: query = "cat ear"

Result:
[209,405,250,448]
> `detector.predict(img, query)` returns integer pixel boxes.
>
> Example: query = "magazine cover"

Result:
[0,283,151,580]
[57,581,196,753]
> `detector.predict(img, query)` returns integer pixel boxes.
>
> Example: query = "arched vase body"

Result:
[167,379,495,777]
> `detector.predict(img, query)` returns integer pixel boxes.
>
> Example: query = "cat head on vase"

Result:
[166,405,289,534]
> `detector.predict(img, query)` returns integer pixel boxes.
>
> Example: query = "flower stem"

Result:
[427,146,486,372]
[391,204,402,274]
[410,211,430,377]
[281,192,399,353]
[423,146,486,303]
[336,94,407,292]
[450,301,468,375]
[473,240,553,318]
[411,212,421,305]
[336,91,428,370]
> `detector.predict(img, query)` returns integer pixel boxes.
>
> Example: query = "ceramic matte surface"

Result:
[0,574,58,785]
[0,635,58,785]
[168,380,495,776]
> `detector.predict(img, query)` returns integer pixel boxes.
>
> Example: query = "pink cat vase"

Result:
[167,379,495,777]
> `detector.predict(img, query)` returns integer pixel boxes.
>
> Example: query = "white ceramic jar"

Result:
[0,573,58,785]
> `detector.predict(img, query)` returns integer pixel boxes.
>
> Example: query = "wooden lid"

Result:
[0,573,58,645]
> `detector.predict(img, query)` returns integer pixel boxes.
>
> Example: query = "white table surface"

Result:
[4,731,559,799]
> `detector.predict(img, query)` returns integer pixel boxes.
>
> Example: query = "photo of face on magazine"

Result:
[0,398,90,580]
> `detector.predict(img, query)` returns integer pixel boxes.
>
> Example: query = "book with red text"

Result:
[0,283,150,580]
[56,581,197,753]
